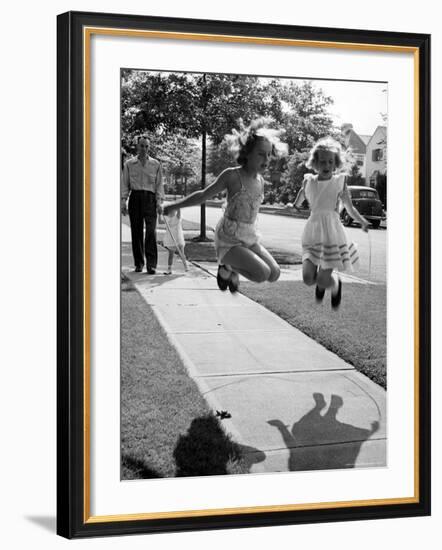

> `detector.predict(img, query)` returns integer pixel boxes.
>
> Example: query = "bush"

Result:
[264,191,276,205]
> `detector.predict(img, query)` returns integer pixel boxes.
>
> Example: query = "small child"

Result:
[162,207,188,274]
[163,119,287,292]
[293,137,369,309]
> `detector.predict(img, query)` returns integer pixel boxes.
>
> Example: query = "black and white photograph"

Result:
[54,10,430,539]
[120,69,388,480]
[0,0,436,545]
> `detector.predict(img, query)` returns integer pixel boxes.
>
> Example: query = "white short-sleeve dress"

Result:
[302,173,359,271]
[163,212,185,249]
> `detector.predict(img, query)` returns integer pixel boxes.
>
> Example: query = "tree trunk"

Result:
[195,73,209,242]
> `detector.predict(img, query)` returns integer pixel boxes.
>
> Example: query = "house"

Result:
[340,123,388,207]
[341,123,371,179]
[365,125,387,187]
[363,125,387,208]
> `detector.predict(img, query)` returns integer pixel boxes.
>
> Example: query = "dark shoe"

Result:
[217,265,230,291]
[331,277,342,310]
[135,266,142,273]
[146,267,156,275]
[228,271,240,293]
[315,285,325,303]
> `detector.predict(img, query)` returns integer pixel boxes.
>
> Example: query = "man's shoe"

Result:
[146,267,156,275]
[135,266,142,273]
[217,265,230,291]
[228,271,240,293]
[331,277,342,310]
[315,285,325,303]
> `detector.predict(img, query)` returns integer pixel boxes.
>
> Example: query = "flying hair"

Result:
[225,118,288,167]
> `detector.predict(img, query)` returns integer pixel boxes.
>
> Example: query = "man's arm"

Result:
[121,162,130,215]
[155,162,164,213]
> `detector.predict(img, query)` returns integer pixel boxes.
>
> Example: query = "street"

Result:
[181,205,387,283]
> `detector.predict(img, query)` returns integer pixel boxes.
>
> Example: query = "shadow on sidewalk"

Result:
[174,414,265,477]
[121,415,266,480]
[267,392,380,471]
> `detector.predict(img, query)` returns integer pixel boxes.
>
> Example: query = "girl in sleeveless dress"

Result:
[163,119,287,292]
[294,137,369,309]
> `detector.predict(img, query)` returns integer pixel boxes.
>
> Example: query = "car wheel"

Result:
[371,220,381,229]
[343,212,353,227]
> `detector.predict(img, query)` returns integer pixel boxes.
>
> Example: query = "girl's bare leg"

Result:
[166,248,174,273]
[249,243,281,282]
[222,246,272,283]
[317,267,338,292]
[302,259,317,286]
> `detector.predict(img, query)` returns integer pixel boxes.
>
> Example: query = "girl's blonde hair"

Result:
[306,137,345,171]
[226,118,288,166]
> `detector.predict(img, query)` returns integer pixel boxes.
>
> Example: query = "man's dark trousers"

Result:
[128,190,158,269]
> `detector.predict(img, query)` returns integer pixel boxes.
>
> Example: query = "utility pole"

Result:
[196,73,210,241]
[200,125,207,240]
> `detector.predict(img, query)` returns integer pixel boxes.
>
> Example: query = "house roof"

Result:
[366,126,387,148]
[347,130,367,154]
[359,135,371,145]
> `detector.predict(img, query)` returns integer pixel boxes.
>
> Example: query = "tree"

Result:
[278,151,310,203]
[160,135,201,196]
[121,71,339,232]
[276,82,336,201]
[207,139,237,177]
[121,71,277,239]
[278,81,336,152]
[346,162,365,186]
[121,72,200,143]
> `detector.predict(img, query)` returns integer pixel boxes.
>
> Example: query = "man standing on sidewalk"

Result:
[121,136,164,274]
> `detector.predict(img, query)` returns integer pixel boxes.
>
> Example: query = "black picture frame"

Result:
[57,10,431,539]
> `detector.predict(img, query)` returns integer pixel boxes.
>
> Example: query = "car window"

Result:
[349,188,378,199]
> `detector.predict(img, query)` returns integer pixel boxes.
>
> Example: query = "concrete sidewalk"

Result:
[122,239,386,474]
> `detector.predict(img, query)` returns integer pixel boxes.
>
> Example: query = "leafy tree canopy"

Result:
[122,71,341,207]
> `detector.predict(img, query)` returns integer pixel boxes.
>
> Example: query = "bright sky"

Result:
[310,79,387,137]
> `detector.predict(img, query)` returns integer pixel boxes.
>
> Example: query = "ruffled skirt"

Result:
[302,211,359,271]
[215,216,261,263]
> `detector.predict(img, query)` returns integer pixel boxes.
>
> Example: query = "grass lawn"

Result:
[183,239,302,265]
[241,280,387,389]
[121,278,249,479]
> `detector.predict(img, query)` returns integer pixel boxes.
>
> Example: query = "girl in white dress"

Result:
[294,137,369,308]
[162,207,188,274]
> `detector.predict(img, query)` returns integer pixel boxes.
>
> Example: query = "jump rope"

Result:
[366,229,372,280]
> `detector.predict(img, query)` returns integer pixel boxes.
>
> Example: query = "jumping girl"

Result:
[294,137,369,309]
[163,119,287,292]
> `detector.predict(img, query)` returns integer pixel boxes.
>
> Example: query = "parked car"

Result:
[340,185,386,229]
